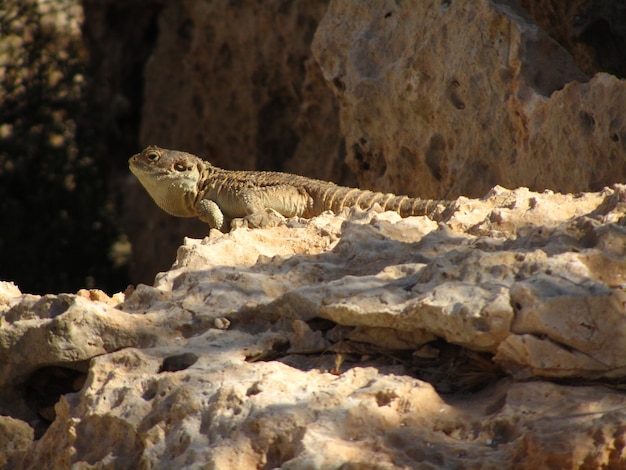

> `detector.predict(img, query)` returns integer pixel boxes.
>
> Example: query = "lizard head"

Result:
[129,146,204,218]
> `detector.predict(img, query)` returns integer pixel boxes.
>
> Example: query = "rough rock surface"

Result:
[312,0,626,199]
[2,186,626,468]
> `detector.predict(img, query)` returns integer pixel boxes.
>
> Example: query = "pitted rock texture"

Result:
[312,0,626,199]
[2,186,626,467]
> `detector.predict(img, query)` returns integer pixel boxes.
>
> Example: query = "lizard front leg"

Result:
[236,188,300,229]
[196,199,229,232]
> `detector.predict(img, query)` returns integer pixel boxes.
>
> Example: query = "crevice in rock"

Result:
[410,341,505,394]
[245,317,506,394]
[22,365,89,439]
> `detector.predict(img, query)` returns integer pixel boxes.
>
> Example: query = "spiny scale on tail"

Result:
[313,184,447,219]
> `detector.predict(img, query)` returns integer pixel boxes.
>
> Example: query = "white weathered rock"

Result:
[3,185,626,467]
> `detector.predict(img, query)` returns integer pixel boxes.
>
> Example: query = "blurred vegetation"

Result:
[0,0,128,294]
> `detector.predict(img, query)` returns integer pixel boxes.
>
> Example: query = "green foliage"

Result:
[0,0,128,294]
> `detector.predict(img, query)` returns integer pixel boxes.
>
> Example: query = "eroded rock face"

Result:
[311,0,626,199]
[2,186,626,467]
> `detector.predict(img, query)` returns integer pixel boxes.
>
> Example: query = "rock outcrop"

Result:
[312,0,626,199]
[3,185,626,467]
[3,0,626,467]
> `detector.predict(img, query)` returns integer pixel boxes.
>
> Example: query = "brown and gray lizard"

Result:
[129,145,455,232]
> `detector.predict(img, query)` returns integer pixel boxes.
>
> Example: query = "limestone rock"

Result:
[0,416,33,469]
[0,292,164,388]
[312,0,626,199]
[3,185,626,467]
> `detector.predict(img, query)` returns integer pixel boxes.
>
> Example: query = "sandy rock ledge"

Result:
[2,186,626,468]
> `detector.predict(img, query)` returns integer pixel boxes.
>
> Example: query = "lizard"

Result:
[129,145,456,232]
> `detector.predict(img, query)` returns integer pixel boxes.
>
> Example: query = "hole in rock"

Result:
[332,75,345,91]
[159,352,199,373]
[579,110,596,131]
[142,383,158,401]
[22,365,89,439]
[425,133,447,181]
[352,143,371,171]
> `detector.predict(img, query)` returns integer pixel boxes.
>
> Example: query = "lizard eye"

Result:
[174,163,189,172]
[145,150,160,162]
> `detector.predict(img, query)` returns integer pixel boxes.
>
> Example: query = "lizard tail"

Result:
[395,196,450,218]
[323,187,452,220]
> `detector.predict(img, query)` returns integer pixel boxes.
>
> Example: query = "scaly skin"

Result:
[129,146,454,231]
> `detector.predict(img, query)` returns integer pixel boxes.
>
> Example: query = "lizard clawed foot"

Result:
[231,209,286,230]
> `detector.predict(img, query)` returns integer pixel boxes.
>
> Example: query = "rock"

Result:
[0,416,33,468]
[3,185,626,467]
[311,0,626,199]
